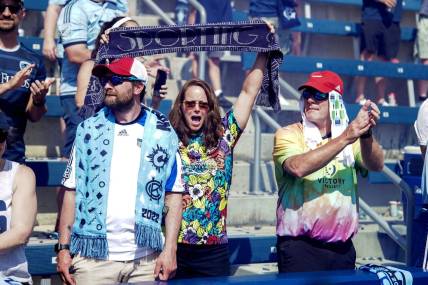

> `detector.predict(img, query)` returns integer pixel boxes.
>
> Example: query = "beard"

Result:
[0,25,15,33]
[104,92,134,112]
[0,18,18,33]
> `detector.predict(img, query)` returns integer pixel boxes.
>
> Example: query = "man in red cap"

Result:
[57,57,183,284]
[272,70,384,272]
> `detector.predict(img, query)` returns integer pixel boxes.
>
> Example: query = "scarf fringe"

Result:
[135,223,163,251]
[71,232,108,259]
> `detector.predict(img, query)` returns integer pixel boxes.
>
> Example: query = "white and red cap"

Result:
[92,57,148,85]
[298,70,343,95]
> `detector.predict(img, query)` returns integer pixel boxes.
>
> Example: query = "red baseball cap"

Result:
[92,57,148,85]
[298,70,344,95]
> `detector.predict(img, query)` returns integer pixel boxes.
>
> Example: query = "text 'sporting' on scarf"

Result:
[80,20,283,119]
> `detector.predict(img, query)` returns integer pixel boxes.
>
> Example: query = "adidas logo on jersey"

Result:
[117,129,128,136]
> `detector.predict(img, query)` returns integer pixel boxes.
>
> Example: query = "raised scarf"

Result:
[71,106,178,259]
[80,20,283,119]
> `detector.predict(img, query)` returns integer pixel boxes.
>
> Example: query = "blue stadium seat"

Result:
[24,0,48,11]
[243,54,428,80]
[306,0,421,11]
[19,36,44,55]
[292,18,416,42]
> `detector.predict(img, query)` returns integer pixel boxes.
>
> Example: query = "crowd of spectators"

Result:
[1,0,428,284]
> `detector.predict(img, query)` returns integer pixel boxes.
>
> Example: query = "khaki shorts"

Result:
[71,252,159,285]
[416,16,428,60]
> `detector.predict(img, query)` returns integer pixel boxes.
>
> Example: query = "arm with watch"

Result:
[56,187,76,285]
[26,78,55,122]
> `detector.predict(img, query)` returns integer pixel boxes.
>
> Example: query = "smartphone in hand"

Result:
[153,69,167,97]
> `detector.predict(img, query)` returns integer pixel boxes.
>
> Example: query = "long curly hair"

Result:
[169,79,223,149]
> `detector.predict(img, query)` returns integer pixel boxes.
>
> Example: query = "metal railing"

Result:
[142,0,175,25]
[251,105,416,266]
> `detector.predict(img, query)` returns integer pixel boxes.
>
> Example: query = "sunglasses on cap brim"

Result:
[302,89,329,101]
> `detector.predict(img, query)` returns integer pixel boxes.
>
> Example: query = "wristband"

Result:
[54,243,70,254]
[361,128,373,139]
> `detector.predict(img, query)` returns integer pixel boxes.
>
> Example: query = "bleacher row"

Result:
[21,0,428,283]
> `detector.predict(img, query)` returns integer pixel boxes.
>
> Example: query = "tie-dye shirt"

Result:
[178,110,242,245]
[273,122,366,242]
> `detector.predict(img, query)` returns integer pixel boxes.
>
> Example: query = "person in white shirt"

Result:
[0,111,37,285]
[56,57,183,285]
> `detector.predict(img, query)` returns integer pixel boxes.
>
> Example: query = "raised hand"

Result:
[345,100,379,142]
[5,64,34,91]
[382,0,397,9]
[263,19,275,34]
[30,78,55,105]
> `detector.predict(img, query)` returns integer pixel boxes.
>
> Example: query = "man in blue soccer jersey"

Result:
[0,0,54,163]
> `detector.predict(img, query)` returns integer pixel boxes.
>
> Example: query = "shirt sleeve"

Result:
[57,2,88,47]
[272,124,305,169]
[112,0,128,13]
[61,145,76,189]
[165,152,184,193]
[49,0,68,5]
[415,100,428,146]
[222,109,243,149]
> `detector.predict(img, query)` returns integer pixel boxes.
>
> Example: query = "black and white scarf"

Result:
[80,20,283,118]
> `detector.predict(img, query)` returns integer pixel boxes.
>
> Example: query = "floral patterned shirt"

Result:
[178,110,242,245]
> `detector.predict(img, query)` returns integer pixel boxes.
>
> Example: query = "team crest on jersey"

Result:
[19,61,31,70]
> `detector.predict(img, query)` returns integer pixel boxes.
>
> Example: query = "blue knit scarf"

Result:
[79,20,283,119]
[71,106,178,259]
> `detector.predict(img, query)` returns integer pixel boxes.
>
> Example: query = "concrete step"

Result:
[25,118,62,158]
[234,132,274,161]
[230,160,277,193]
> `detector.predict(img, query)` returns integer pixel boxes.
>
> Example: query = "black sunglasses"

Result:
[99,75,140,86]
[0,3,22,14]
[302,89,329,101]
[0,131,7,143]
